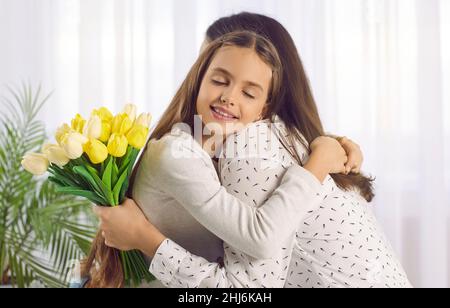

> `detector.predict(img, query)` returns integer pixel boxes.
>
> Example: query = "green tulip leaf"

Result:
[102,156,113,191]
[73,165,114,205]
[55,186,107,205]
[48,165,80,188]
[113,168,129,205]
[72,166,101,195]
[112,158,119,187]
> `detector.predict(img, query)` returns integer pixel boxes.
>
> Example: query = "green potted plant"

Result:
[0,84,97,287]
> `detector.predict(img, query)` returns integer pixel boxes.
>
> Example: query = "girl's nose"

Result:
[220,94,235,106]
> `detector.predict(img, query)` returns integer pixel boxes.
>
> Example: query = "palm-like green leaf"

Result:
[0,83,97,288]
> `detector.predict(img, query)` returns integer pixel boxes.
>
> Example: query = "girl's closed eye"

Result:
[243,90,256,99]
[211,78,227,86]
[211,78,256,99]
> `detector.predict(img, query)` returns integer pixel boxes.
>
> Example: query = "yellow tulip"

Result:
[60,132,88,159]
[111,113,133,135]
[92,107,113,123]
[99,120,112,143]
[55,124,72,145]
[122,104,137,122]
[107,134,128,157]
[126,124,149,149]
[84,139,108,164]
[135,113,152,128]
[83,115,102,139]
[71,114,86,134]
[42,143,70,167]
[21,153,49,176]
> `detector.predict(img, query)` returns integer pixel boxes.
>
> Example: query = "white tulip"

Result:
[42,144,70,167]
[42,143,53,153]
[135,113,152,128]
[21,153,49,176]
[55,123,72,145]
[122,104,137,122]
[61,132,88,159]
[71,132,89,144]
[83,114,102,139]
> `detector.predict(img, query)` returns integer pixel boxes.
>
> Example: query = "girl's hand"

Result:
[337,136,363,174]
[93,198,166,257]
[305,136,348,183]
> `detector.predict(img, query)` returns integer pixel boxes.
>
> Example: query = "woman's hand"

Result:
[93,198,166,257]
[304,136,348,183]
[337,136,363,174]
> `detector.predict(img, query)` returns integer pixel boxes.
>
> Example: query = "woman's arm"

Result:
[95,198,295,288]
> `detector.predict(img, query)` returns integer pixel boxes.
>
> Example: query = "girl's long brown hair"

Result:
[81,31,282,288]
[206,12,375,202]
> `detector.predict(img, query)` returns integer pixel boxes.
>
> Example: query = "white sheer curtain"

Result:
[0,0,448,288]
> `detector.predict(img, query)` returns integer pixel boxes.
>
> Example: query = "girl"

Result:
[94,31,411,287]
[82,30,349,288]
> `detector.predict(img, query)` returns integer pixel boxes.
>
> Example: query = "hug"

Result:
[84,12,411,289]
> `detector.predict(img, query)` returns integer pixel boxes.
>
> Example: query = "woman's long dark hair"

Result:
[206,12,375,202]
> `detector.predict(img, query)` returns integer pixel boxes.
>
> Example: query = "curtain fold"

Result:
[0,0,448,287]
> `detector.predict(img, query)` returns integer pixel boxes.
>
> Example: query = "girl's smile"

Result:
[210,105,240,122]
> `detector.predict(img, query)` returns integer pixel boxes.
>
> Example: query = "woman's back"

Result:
[287,177,411,288]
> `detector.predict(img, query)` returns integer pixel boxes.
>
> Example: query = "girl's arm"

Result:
[143,130,326,259]
[149,236,294,288]
[148,143,298,287]
[328,135,363,174]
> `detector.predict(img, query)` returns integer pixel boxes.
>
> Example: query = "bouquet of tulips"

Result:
[21,104,154,287]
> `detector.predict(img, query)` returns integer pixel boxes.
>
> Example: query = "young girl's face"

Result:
[196,46,273,136]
